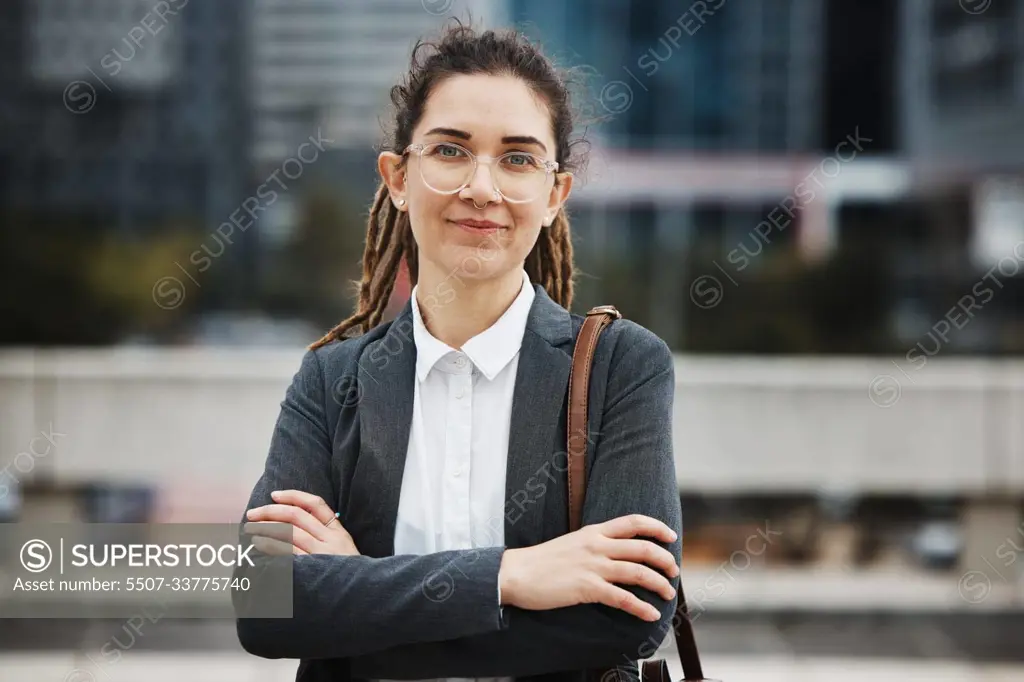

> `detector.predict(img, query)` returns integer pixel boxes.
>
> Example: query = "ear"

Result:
[543,172,574,226]
[378,151,408,211]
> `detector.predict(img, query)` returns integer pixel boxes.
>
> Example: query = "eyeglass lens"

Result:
[416,143,549,202]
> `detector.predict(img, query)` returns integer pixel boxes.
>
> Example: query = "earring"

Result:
[396,198,406,208]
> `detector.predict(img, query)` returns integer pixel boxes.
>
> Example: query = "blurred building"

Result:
[898,0,1024,291]
[251,0,510,164]
[875,0,1024,353]
[506,0,1024,355]
[247,0,509,258]
[1,0,1020,353]
[512,0,825,152]
[900,0,1024,166]
[0,0,250,233]
[510,0,842,345]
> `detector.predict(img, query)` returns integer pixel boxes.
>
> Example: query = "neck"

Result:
[414,264,525,349]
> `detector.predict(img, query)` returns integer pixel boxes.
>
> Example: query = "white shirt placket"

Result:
[443,353,474,550]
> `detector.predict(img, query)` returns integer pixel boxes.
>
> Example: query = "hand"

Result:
[498,514,678,622]
[245,490,360,556]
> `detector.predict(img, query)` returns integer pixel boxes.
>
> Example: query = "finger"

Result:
[600,514,677,544]
[245,521,295,543]
[288,526,320,554]
[602,538,679,577]
[589,580,663,622]
[247,504,326,542]
[603,560,677,602]
[269,490,337,526]
[252,535,306,557]
[245,521,320,554]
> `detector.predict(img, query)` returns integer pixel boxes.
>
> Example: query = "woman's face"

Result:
[379,74,572,286]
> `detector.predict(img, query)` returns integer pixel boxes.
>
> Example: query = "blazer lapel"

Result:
[503,286,574,549]
[347,302,417,558]
[346,286,576,557]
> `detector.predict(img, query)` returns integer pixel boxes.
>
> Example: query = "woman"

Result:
[237,22,683,682]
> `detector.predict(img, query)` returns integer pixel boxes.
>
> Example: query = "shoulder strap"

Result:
[568,305,707,682]
[567,305,621,532]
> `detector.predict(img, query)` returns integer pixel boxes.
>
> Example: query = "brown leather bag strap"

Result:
[567,305,620,533]
[568,305,708,682]
[668,591,706,681]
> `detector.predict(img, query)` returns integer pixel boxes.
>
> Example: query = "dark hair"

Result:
[310,21,588,350]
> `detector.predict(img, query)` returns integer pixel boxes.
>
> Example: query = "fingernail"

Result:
[670,530,678,541]
[270,490,281,497]
[246,509,256,518]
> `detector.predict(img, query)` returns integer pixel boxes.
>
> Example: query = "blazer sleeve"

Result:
[349,326,683,678]
[235,348,511,660]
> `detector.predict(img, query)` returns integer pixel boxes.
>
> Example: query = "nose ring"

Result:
[471,190,500,211]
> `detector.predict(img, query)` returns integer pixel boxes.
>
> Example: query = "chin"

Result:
[445,253,515,282]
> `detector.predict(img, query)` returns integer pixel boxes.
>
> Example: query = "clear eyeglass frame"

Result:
[403,141,560,204]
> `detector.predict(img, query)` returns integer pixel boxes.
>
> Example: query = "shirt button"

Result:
[455,388,465,399]
[452,467,462,477]
[455,356,467,368]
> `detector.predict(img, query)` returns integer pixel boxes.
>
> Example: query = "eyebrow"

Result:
[423,127,548,154]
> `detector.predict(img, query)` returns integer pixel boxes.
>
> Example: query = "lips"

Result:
[452,219,506,233]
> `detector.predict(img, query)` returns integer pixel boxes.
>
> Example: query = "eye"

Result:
[502,152,542,170]
[429,143,467,159]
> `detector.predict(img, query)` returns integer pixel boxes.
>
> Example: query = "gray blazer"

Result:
[236,284,683,682]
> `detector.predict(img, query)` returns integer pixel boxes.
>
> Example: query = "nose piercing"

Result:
[471,190,500,210]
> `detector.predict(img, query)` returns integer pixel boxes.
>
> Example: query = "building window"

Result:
[930,2,1018,109]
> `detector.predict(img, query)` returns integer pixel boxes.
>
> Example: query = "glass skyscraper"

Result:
[510,0,824,152]
[508,0,827,348]
[0,0,251,233]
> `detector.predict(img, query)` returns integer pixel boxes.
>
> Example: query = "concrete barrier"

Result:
[1,348,1022,495]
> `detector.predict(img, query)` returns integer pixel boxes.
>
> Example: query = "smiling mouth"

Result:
[451,219,507,232]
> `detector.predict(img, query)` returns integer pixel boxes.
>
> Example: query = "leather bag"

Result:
[568,305,717,682]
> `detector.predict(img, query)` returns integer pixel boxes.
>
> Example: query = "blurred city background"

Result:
[1,0,1023,680]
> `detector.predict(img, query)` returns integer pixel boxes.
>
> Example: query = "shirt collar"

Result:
[411,269,535,382]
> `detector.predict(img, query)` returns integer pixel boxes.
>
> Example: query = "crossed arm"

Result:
[235,350,509,659]
[236,333,682,675]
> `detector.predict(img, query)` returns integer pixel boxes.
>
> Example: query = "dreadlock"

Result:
[310,21,587,350]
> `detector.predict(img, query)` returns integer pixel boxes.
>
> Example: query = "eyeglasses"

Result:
[403,142,559,204]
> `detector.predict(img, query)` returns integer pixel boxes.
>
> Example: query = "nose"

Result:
[459,160,500,206]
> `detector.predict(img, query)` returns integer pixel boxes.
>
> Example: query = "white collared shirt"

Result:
[381,270,533,682]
